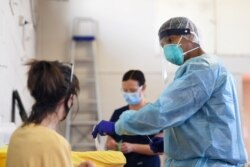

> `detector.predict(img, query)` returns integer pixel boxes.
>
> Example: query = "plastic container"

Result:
[72,18,96,42]
[0,145,7,167]
[0,122,16,148]
[72,150,126,167]
[0,122,15,167]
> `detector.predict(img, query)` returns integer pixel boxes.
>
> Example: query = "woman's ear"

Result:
[67,94,74,108]
[142,84,146,91]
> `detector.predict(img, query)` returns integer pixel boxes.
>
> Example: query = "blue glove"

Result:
[149,137,164,153]
[92,120,115,138]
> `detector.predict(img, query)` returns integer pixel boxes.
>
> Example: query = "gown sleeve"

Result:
[115,62,217,135]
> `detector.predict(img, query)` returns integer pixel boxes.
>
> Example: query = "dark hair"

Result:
[122,70,145,86]
[24,60,80,125]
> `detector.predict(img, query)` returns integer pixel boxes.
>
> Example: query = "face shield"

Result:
[159,46,173,84]
[158,17,200,68]
[161,53,169,84]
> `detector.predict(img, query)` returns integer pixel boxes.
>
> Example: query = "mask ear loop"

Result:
[178,35,200,56]
[183,46,200,55]
[137,86,143,92]
[138,85,144,101]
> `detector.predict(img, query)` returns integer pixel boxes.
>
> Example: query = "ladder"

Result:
[66,18,101,151]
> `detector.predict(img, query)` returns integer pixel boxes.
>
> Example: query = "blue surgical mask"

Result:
[163,44,184,65]
[163,36,199,66]
[123,91,142,105]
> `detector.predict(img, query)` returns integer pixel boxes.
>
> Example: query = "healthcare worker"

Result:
[105,69,162,167]
[7,60,95,167]
[92,17,248,166]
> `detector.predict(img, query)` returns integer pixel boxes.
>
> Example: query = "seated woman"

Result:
[6,60,94,167]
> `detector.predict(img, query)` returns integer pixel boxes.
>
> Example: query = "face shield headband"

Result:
[159,28,191,40]
[62,63,74,121]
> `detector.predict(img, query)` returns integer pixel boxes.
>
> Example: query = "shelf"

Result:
[72,36,95,42]
[67,18,100,152]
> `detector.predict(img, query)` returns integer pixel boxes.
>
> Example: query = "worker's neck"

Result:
[185,48,205,61]
[40,113,59,130]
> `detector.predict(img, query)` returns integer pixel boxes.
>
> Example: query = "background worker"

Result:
[106,69,162,167]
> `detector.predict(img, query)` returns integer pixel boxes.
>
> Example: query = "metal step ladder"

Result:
[66,18,101,151]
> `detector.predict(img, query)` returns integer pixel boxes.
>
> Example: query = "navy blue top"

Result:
[109,105,160,167]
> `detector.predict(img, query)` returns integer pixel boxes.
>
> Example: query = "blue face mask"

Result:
[163,44,184,66]
[123,91,142,105]
[163,36,200,66]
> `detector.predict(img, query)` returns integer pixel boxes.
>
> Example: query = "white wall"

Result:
[70,0,166,120]
[37,0,250,118]
[36,0,71,61]
[37,0,166,121]
[0,0,36,124]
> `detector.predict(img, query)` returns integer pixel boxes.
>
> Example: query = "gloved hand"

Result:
[92,120,115,138]
[149,137,164,153]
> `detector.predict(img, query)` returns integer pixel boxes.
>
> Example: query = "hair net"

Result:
[158,17,200,44]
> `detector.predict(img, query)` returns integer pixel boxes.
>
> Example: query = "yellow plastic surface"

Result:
[0,146,126,167]
[0,145,7,167]
[72,151,126,167]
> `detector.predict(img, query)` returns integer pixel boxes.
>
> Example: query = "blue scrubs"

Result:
[115,54,248,167]
[110,105,160,167]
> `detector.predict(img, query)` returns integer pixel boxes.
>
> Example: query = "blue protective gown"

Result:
[115,54,248,167]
